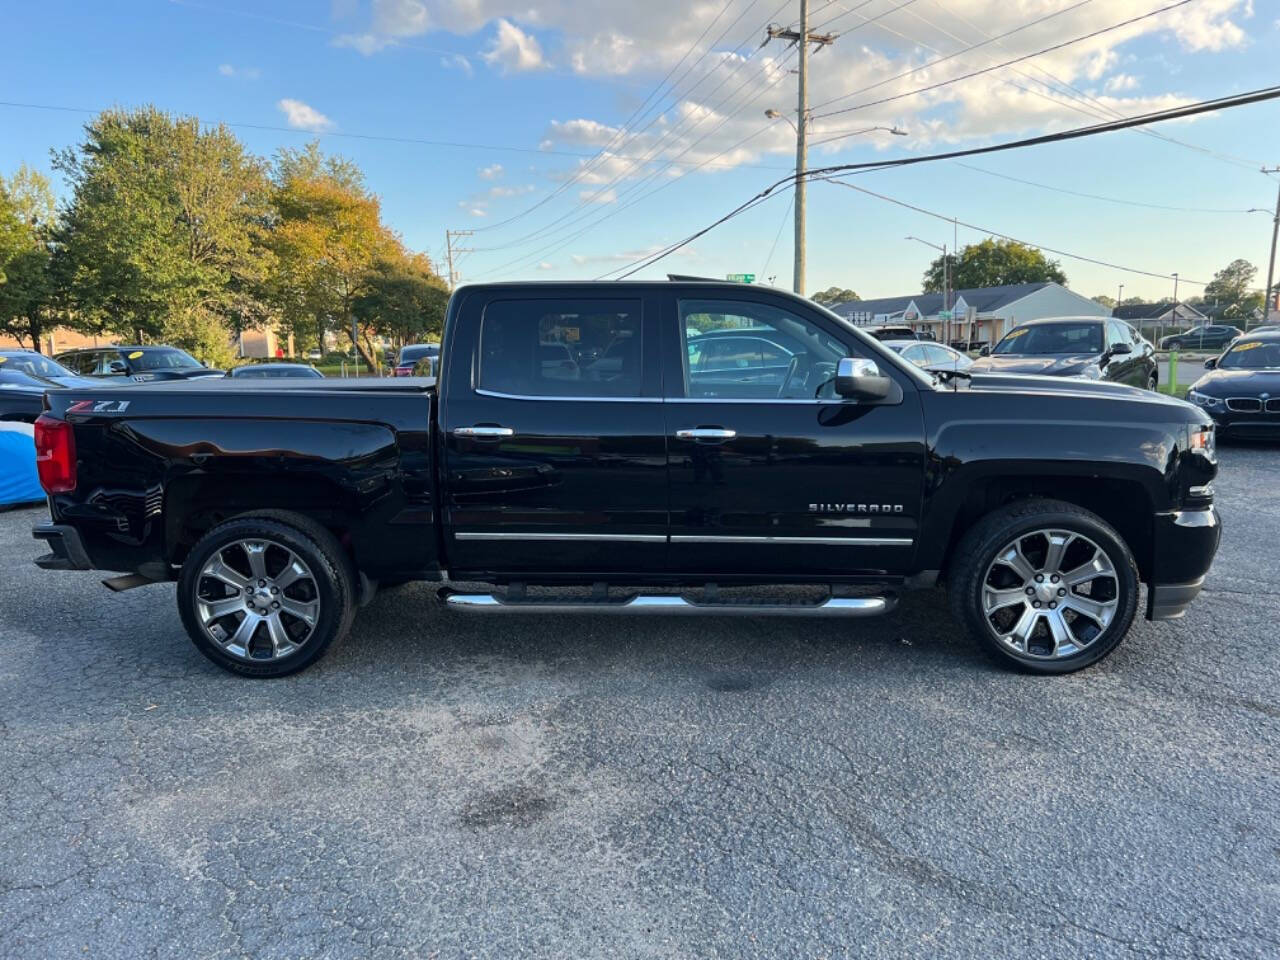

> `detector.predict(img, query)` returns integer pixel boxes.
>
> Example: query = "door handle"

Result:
[453,426,514,439]
[675,428,737,441]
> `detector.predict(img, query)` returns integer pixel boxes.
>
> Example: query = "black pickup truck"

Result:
[31,281,1220,678]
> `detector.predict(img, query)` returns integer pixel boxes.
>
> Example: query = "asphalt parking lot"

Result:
[2,446,1278,959]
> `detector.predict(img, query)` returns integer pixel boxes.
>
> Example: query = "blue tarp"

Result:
[0,422,44,507]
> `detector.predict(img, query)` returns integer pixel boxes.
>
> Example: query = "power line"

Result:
[810,0,1099,113]
[952,162,1263,215]
[470,0,758,233]
[813,0,1196,122]
[0,98,792,172]
[911,0,1262,171]
[761,188,795,280]
[466,43,803,275]
[803,0,1259,172]
[604,82,1280,279]
[464,3,795,253]
[818,175,1206,284]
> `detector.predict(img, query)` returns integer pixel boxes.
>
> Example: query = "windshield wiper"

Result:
[935,368,973,383]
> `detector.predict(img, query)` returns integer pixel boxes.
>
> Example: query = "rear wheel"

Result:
[949,499,1139,674]
[177,515,353,677]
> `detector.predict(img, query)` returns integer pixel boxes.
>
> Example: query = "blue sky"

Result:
[2,0,1277,302]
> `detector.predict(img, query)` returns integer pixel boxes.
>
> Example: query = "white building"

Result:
[827,282,1109,348]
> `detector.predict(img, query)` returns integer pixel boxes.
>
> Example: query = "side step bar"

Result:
[439,589,895,617]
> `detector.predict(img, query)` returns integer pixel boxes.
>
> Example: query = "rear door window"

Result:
[478,299,643,398]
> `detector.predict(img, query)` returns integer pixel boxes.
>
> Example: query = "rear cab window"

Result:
[477,298,645,398]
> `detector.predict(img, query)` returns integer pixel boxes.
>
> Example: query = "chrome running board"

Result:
[439,589,895,617]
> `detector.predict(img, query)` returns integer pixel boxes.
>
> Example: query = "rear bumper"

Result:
[1146,507,1220,620]
[32,523,93,571]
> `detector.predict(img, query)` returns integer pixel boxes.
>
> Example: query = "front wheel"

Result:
[177,514,354,677]
[949,499,1139,674]
[1147,373,1158,391]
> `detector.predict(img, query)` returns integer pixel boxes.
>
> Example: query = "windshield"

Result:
[130,348,202,370]
[0,353,76,379]
[993,322,1103,356]
[234,365,323,378]
[1218,339,1280,370]
[399,345,438,363]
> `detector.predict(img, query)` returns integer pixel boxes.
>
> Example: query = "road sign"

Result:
[937,310,953,320]
[725,273,755,283]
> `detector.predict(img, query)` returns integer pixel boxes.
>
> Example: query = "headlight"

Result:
[1188,423,1216,463]
[1186,390,1224,411]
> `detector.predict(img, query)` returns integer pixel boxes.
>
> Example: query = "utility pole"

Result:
[1263,168,1280,325]
[767,4,835,297]
[1117,283,1124,307]
[445,229,474,291]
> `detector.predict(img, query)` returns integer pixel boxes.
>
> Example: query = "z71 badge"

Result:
[67,399,131,415]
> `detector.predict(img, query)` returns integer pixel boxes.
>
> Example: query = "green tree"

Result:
[1200,258,1261,322]
[265,146,397,366]
[1090,294,1116,309]
[922,238,1066,293]
[810,286,859,307]
[53,106,271,364]
[0,166,58,351]
[353,251,449,347]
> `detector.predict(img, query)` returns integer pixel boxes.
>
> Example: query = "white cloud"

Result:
[336,0,431,54]
[481,19,546,73]
[579,187,618,204]
[488,184,536,197]
[442,53,473,75]
[536,261,554,271]
[478,163,504,180]
[277,99,335,132]
[218,64,260,79]
[1105,73,1139,93]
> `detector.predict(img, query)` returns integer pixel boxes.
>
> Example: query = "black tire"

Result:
[948,498,1139,675]
[1166,340,1182,351]
[177,513,355,678]
[1147,373,1158,391]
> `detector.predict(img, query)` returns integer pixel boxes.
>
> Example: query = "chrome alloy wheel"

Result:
[980,528,1120,660]
[194,539,320,662]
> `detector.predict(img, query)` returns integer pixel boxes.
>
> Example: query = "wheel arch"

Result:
[933,474,1155,586]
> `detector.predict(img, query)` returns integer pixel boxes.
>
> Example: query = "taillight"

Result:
[34,415,77,494]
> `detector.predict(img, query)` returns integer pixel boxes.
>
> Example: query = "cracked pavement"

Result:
[1,444,1278,958]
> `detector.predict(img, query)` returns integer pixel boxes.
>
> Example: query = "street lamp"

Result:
[764,107,908,296]
[905,235,951,343]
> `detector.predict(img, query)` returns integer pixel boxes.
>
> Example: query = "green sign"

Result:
[937,310,953,320]
[725,273,755,283]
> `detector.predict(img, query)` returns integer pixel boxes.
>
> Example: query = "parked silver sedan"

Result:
[882,339,974,375]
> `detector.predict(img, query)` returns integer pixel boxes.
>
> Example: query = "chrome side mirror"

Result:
[834,357,891,401]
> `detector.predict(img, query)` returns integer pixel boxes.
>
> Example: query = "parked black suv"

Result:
[971,317,1158,389]
[55,345,223,382]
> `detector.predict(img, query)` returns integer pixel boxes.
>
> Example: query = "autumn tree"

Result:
[53,106,272,366]
[266,145,398,366]
[922,238,1066,293]
[810,286,859,307]
[0,166,58,351]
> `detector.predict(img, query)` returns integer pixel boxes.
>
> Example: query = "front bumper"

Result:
[33,523,93,571]
[1146,507,1221,620]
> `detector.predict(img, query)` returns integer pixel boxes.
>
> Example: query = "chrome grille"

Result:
[1226,397,1262,413]
[1267,398,1280,414]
